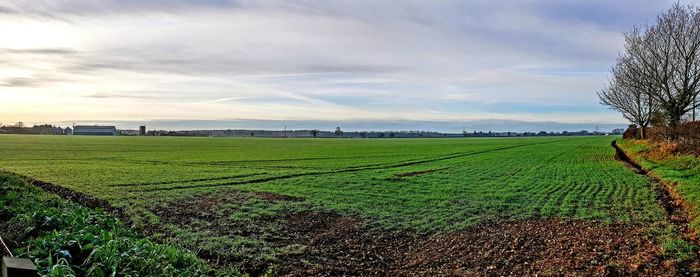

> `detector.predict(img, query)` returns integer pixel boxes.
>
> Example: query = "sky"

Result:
[0,0,698,132]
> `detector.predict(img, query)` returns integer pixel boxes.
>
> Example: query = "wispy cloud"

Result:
[0,0,688,128]
[0,47,79,55]
[182,96,247,105]
[2,77,40,87]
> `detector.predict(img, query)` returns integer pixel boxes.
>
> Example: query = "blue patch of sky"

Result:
[533,1,667,30]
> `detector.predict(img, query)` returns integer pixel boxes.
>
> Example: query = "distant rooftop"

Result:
[74,125,116,129]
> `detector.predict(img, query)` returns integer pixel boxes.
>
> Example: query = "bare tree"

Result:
[622,3,700,128]
[334,127,342,138]
[599,56,659,139]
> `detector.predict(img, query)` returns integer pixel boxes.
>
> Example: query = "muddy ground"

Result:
[153,191,672,276]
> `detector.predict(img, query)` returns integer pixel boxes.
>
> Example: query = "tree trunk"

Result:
[669,110,682,128]
[667,111,682,140]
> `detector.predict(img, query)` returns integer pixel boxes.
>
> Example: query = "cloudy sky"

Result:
[0,0,697,131]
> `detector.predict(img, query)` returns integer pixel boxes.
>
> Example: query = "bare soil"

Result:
[255,191,304,202]
[276,213,666,276]
[154,191,672,276]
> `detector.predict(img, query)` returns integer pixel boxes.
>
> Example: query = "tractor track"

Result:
[110,173,268,187]
[133,139,564,192]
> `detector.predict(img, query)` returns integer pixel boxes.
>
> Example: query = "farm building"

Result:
[72,125,117,136]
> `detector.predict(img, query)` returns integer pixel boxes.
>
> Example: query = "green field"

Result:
[0,135,664,227]
[0,135,689,274]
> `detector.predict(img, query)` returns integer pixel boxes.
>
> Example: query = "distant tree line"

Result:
[599,3,700,139]
[141,128,612,138]
[1,122,617,138]
[0,123,71,135]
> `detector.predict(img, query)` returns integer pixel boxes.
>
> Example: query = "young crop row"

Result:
[0,136,666,231]
[242,136,665,232]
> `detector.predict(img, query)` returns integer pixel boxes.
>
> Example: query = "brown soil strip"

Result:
[612,141,697,242]
[154,191,670,276]
[151,190,303,224]
[612,140,700,273]
[149,190,304,274]
[255,191,304,202]
[276,215,665,276]
[0,171,126,219]
[611,141,647,174]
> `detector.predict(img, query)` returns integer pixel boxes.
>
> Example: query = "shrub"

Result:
[646,122,700,156]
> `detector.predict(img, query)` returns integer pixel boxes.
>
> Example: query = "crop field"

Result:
[0,135,693,275]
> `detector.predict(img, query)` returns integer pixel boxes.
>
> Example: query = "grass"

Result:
[0,135,676,272]
[618,139,700,232]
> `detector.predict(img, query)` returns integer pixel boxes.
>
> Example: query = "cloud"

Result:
[0,47,79,55]
[0,0,238,20]
[183,96,247,105]
[0,6,17,15]
[0,0,688,129]
[1,77,41,87]
[83,92,169,99]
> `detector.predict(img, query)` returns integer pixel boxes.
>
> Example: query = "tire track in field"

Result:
[109,173,268,187]
[116,159,426,188]
[131,153,411,167]
[132,139,565,193]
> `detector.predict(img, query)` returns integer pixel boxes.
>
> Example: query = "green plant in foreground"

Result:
[662,238,697,263]
[0,173,215,276]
